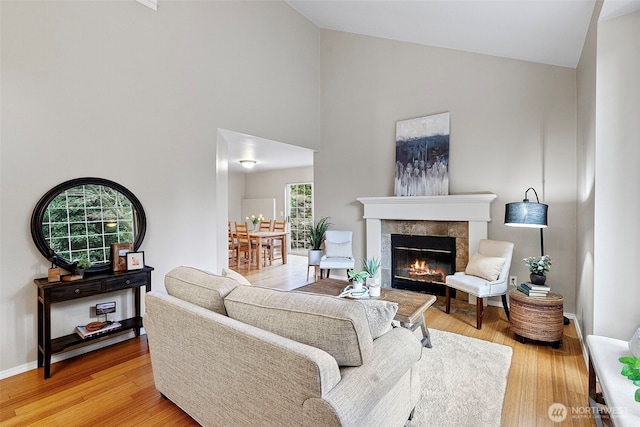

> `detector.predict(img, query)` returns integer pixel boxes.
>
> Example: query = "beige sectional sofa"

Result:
[144,266,423,427]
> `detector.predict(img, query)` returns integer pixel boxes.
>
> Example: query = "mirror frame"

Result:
[30,177,147,273]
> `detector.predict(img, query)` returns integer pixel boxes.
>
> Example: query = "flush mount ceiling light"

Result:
[239,160,257,169]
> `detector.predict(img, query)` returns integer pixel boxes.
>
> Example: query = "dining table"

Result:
[247,230,288,269]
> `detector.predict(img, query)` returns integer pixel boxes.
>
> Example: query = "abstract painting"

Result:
[395,112,450,196]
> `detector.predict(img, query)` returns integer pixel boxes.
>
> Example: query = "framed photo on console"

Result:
[126,251,145,270]
[111,243,133,272]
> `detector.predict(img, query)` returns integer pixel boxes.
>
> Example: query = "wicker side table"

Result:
[509,288,564,348]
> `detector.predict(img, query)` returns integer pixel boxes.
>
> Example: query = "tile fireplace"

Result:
[391,233,456,295]
[358,193,497,293]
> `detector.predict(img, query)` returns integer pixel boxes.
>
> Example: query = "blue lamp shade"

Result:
[504,201,548,228]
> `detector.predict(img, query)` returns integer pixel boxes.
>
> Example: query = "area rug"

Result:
[407,329,513,427]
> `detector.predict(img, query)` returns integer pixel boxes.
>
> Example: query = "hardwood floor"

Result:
[1,255,594,426]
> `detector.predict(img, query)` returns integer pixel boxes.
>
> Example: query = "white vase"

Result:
[352,280,363,290]
[366,276,379,287]
[369,285,381,297]
[629,327,640,357]
[308,249,323,266]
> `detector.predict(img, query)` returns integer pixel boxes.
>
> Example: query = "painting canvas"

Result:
[395,112,450,196]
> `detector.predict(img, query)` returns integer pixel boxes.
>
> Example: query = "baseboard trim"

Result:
[0,330,144,380]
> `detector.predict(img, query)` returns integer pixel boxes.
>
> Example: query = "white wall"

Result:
[575,1,601,339]
[316,30,578,310]
[228,171,246,223]
[0,1,320,374]
[243,166,314,221]
[594,10,640,339]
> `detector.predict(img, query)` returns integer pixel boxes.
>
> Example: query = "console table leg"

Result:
[44,295,51,379]
[134,287,141,336]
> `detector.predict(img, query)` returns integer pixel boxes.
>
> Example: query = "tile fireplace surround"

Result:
[357,193,497,288]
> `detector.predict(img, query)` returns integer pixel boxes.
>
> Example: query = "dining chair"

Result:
[254,220,274,266]
[259,220,273,231]
[235,222,257,268]
[267,220,286,264]
[228,222,238,266]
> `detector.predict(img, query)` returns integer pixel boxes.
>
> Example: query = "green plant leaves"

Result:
[308,217,331,250]
[619,356,640,402]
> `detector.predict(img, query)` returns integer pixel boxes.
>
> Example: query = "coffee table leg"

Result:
[419,316,432,348]
[400,315,432,349]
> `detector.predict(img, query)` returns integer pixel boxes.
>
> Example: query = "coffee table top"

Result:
[295,278,436,325]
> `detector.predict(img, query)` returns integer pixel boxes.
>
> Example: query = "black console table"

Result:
[34,266,153,379]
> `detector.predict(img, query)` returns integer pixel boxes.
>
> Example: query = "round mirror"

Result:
[31,177,146,273]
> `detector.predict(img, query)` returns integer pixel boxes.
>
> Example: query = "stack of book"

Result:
[517,282,551,297]
[75,321,122,339]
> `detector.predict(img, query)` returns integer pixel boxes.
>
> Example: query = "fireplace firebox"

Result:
[391,234,455,296]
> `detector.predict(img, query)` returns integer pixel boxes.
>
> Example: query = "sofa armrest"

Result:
[303,327,422,427]
[145,291,341,426]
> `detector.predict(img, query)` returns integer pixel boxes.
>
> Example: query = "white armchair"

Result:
[319,230,355,279]
[444,239,514,329]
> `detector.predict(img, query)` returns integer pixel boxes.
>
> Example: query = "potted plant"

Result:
[523,254,552,285]
[307,217,331,266]
[75,259,92,277]
[363,257,381,286]
[246,214,264,232]
[347,270,368,290]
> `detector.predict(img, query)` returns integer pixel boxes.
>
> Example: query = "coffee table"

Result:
[295,278,436,348]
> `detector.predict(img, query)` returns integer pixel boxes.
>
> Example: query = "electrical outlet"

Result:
[509,276,518,287]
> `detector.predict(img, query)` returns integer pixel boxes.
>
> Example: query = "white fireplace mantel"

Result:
[357,193,496,222]
[357,193,497,267]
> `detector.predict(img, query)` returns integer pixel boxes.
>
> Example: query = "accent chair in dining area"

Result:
[319,230,355,279]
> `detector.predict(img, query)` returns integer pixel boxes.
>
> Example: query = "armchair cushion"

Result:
[446,272,508,297]
[465,253,506,281]
[324,240,353,258]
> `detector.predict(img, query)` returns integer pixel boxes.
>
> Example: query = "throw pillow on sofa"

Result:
[221,268,252,286]
[165,266,239,315]
[356,300,398,339]
[224,286,374,366]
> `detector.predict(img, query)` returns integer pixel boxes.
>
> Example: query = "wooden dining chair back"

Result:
[235,222,256,268]
[259,220,273,231]
[267,220,286,263]
[228,222,238,266]
[254,220,273,266]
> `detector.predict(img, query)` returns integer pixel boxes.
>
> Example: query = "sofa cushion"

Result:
[356,300,398,339]
[165,266,239,315]
[222,268,252,286]
[465,253,506,281]
[224,286,373,366]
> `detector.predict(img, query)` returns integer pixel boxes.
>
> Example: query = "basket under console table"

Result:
[34,266,153,379]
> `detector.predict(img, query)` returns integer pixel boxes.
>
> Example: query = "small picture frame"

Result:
[126,251,145,270]
[111,243,133,272]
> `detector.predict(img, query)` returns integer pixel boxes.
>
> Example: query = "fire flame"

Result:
[409,260,443,277]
